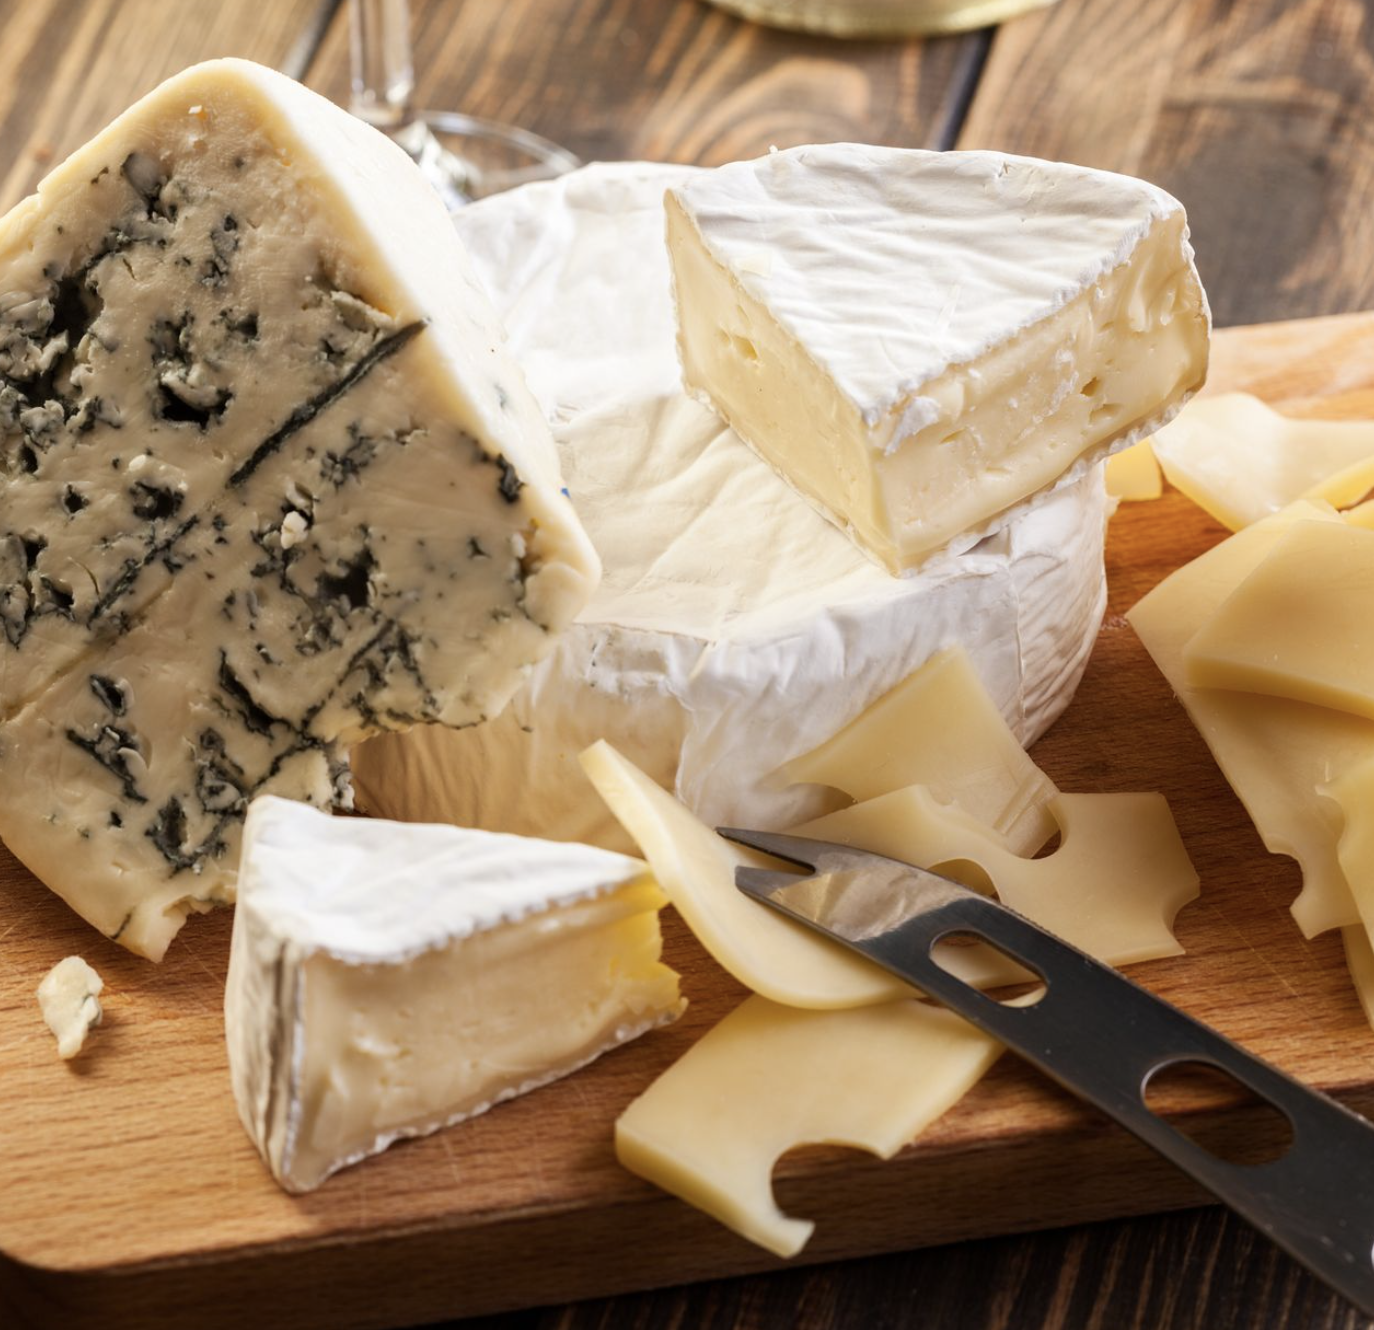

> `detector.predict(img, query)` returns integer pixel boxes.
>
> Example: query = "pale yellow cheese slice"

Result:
[1182,521,1374,719]
[775,646,1058,856]
[596,689,1192,1259]
[1345,498,1374,531]
[578,740,908,1009]
[793,787,1197,970]
[1150,393,1374,530]
[1342,925,1374,1033]
[1105,440,1163,502]
[1128,500,1367,935]
[1320,758,1374,956]
[615,994,1003,1258]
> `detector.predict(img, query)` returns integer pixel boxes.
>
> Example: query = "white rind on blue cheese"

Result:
[224,796,683,1193]
[0,60,599,959]
[350,163,1109,850]
[666,144,1210,573]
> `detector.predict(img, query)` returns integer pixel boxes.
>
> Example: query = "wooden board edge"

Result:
[9,1087,1365,1330]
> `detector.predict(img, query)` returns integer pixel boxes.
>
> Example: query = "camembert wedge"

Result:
[225,796,683,1194]
[667,144,1209,572]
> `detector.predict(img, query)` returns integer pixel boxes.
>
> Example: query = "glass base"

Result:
[705,0,1057,37]
[394,111,581,211]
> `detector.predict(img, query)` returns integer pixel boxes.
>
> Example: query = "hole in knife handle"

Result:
[929,929,1047,1005]
[1143,1060,1295,1167]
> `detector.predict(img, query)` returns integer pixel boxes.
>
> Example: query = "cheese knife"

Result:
[719,827,1374,1316]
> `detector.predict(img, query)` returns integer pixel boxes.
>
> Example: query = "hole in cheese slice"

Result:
[615,994,1003,1259]
[790,785,1197,978]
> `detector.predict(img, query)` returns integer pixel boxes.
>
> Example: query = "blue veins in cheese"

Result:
[0,60,599,960]
[225,796,683,1193]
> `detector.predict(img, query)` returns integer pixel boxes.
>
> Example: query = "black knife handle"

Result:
[725,828,1374,1316]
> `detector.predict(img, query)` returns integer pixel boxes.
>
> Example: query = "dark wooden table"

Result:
[2,1,1373,1327]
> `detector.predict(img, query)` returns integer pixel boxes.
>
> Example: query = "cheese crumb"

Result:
[280,511,309,550]
[37,956,104,1059]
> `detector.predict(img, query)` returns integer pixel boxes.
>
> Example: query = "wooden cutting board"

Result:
[3,311,1374,1330]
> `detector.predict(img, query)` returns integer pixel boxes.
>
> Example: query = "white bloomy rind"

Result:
[225,796,684,1193]
[351,163,1110,851]
[667,144,1210,572]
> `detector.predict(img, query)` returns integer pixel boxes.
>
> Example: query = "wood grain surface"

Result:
[8,306,1374,1324]
[305,0,983,162]
[2,312,1374,1325]
[303,0,983,162]
[958,0,1374,328]
[0,0,335,214]
[1,2,1373,1328]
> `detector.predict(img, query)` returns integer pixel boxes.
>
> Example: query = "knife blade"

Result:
[720,826,1374,1316]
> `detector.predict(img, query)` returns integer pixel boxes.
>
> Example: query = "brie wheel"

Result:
[352,163,1110,849]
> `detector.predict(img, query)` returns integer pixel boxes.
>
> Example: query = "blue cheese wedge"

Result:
[666,144,1210,573]
[0,60,599,959]
[36,955,104,1059]
[224,796,684,1193]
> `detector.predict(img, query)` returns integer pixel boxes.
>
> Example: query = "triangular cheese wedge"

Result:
[0,59,599,958]
[667,144,1209,572]
[226,796,682,1193]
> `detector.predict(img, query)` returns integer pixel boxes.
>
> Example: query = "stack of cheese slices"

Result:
[0,60,1210,1214]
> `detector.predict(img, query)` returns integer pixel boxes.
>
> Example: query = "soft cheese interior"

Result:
[0,60,598,958]
[226,797,683,1193]
[667,145,1210,574]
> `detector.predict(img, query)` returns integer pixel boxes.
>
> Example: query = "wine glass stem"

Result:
[349,0,416,133]
[344,0,578,209]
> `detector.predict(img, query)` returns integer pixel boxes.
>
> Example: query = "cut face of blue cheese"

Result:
[351,163,1110,851]
[0,60,599,959]
[224,796,684,1194]
[666,144,1210,573]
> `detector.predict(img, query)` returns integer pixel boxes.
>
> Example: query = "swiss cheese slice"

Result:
[0,60,598,958]
[1182,520,1374,718]
[616,995,1002,1258]
[667,144,1208,572]
[1104,440,1163,502]
[776,645,1058,856]
[1128,501,1367,935]
[578,740,907,1009]
[793,787,1197,969]
[351,162,1109,852]
[1316,760,1374,964]
[1342,925,1374,1033]
[1150,393,1374,530]
[226,796,682,1193]
[597,671,1191,1256]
